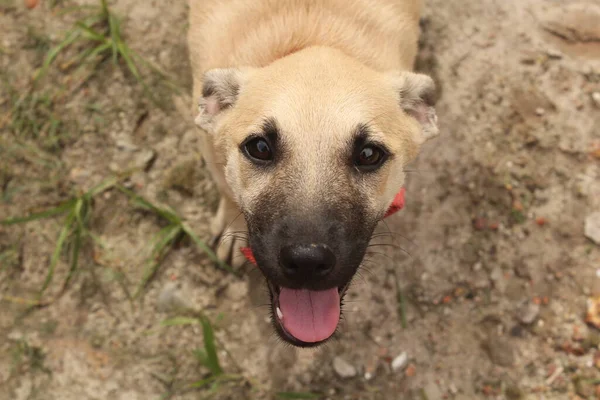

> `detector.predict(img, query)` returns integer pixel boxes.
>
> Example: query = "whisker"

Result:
[367,243,403,249]
[355,266,377,283]
[219,234,249,242]
[370,231,417,248]
[212,212,247,249]
[365,250,410,262]
[223,211,244,233]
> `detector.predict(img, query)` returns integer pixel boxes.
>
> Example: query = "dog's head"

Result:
[195,47,438,347]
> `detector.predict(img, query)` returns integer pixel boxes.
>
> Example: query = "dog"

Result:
[187,0,439,347]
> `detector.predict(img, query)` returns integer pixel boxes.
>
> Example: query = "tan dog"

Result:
[187,0,439,347]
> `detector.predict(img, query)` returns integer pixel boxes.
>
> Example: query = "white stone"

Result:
[584,212,600,245]
[391,352,408,372]
[592,92,600,108]
[332,357,357,379]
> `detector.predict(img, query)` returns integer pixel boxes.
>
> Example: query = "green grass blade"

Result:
[182,225,236,276]
[199,315,222,376]
[116,40,142,82]
[40,209,76,296]
[35,29,80,81]
[1,199,77,225]
[276,393,322,399]
[87,176,119,197]
[62,46,95,71]
[133,224,182,298]
[189,374,217,389]
[131,52,168,78]
[100,0,110,16]
[75,22,106,42]
[105,8,132,73]
[61,220,82,292]
[81,196,93,227]
[84,41,112,64]
[193,348,209,368]
[73,198,84,225]
[117,186,180,224]
[147,224,182,261]
[107,13,120,65]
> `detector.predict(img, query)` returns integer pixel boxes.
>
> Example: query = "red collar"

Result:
[240,187,406,265]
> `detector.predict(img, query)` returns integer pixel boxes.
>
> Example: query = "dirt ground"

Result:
[1,0,600,399]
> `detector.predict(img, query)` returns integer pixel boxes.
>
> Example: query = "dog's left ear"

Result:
[195,68,254,132]
[389,71,439,144]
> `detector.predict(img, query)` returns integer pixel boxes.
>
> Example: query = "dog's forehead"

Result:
[246,62,395,144]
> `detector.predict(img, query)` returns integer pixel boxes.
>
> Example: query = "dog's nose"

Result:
[280,244,336,280]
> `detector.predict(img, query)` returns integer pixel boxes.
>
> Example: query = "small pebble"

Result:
[535,107,545,116]
[592,92,600,108]
[391,352,408,372]
[584,212,600,245]
[115,139,139,152]
[449,383,458,394]
[545,49,563,59]
[133,149,157,171]
[332,357,357,379]
[518,300,540,325]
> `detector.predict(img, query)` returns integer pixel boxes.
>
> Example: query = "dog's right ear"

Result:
[195,68,253,132]
[386,71,439,145]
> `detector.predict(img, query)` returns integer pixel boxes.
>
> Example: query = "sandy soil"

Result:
[1,0,600,399]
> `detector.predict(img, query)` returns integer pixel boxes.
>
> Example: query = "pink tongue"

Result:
[278,287,340,343]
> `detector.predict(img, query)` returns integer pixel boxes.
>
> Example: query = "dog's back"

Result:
[188,0,422,81]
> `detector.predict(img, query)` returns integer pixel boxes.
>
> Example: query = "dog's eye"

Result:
[244,137,273,162]
[355,145,387,171]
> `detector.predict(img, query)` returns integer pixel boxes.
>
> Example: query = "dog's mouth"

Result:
[239,188,406,347]
[266,279,351,347]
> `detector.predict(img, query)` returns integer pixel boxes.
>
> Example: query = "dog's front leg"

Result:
[210,195,248,268]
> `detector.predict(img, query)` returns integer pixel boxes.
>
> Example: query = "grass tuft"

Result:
[1,178,235,304]
[159,314,322,399]
[118,185,237,299]
[1,177,118,305]
[34,0,175,104]
[194,315,223,376]
[0,243,21,278]
[161,314,243,395]
[10,339,51,376]
[2,82,67,152]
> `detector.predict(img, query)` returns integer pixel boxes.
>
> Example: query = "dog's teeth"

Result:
[276,307,283,320]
